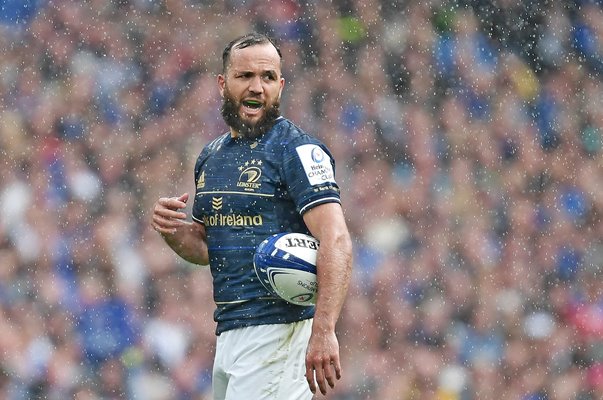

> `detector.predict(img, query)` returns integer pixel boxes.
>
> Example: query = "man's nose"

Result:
[249,76,263,94]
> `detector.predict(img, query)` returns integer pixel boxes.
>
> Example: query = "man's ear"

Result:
[218,74,226,97]
[278,77,285,98]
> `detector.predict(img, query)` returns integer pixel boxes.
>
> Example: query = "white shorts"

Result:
[212,319,313,400]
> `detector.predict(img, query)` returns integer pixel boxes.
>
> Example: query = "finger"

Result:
[333,358,342,381]
[152,214,186,229]
[153,224,176,235]
[155,206,187,220]
[324,360,336,389]
[152,212,186,235]
[305,363,316,394]
[177,193,189,204]
[314,363,327,395]
[161,197,187,211]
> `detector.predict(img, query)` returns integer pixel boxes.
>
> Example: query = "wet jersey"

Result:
[191,117,341,335]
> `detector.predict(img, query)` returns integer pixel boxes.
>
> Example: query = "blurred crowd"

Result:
[0,0,601,399]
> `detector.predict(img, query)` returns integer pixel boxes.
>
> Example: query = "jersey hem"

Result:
[216,315,314,336]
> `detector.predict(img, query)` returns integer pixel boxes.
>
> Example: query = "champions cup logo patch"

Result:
[311,147,325,163]
[296,144,336,186]
[237,159,263,192]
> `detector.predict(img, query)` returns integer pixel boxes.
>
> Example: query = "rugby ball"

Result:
[253,232,319,306]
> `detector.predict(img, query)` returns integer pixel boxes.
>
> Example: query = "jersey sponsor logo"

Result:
[205,196,263,227]
[296,144,336,186]
[237,159,263,191]
[203,213,263,227]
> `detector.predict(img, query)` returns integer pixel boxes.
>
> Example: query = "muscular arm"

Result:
[151,193,209,266]
[302,202,352,395]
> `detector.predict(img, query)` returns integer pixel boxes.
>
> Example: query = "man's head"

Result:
[219,33,284,139]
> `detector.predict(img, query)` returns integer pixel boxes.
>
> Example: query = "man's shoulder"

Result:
[204,132,231,153]
[267,118,318,147]
[194,132,229,172]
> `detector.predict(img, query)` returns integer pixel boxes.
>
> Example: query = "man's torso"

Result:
[192,118,340,334]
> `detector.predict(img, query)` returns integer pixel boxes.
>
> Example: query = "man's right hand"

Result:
[150,193,209,265]
[151,193,189,235]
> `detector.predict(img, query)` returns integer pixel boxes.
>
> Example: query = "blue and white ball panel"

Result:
[264,266,317,306]
[254,233,319,306]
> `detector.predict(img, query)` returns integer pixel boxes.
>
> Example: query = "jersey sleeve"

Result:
[281,135,341,215]
[191,146,211,224]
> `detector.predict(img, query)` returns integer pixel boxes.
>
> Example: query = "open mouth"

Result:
[242,100,263,109]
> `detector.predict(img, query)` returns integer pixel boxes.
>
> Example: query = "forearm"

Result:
[161,221,209,265]
[312,232,352,332]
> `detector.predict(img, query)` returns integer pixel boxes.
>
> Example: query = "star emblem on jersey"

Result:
[237,159,263,192]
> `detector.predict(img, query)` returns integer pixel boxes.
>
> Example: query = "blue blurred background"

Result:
[0,1,601,399]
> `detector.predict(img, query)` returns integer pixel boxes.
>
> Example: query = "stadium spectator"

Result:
[0,1,601,399]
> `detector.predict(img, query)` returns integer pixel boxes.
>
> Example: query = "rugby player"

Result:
[151,32,352,399]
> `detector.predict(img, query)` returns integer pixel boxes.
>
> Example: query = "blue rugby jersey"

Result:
[191,117,341,335]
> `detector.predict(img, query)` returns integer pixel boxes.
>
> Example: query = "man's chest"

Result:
[193,149,284,218]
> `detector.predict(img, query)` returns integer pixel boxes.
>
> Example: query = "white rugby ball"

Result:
[253,232,319,306]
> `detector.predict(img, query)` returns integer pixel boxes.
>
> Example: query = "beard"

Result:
[221,89,281,140]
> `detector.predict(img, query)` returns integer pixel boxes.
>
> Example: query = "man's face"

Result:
[218,43,284,139]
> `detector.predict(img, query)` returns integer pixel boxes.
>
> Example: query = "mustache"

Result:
[221,93,280,139]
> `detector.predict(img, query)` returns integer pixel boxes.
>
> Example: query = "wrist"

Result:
[311,315,336,333]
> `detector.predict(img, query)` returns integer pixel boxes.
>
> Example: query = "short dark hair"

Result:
[221,33,282,73]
